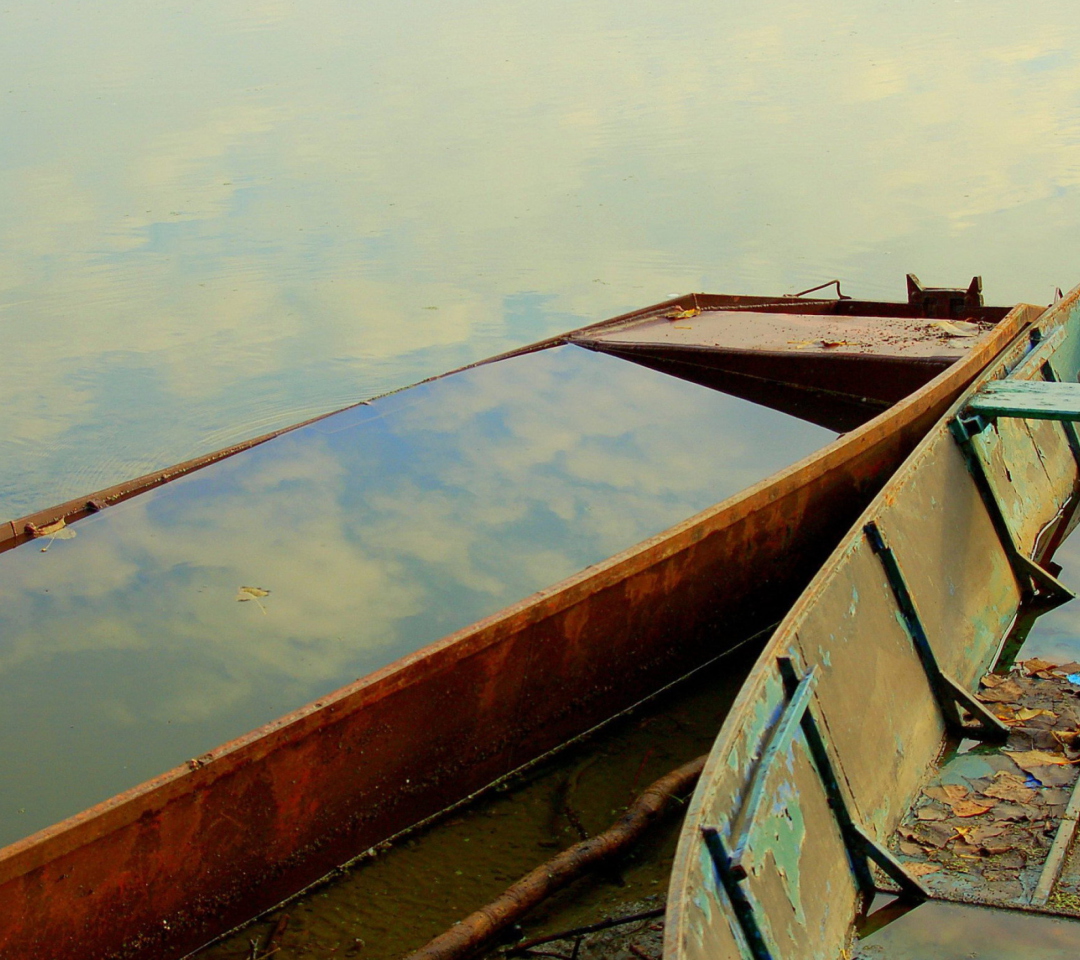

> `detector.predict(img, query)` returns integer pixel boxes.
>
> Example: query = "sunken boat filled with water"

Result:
[0,277,1032,960]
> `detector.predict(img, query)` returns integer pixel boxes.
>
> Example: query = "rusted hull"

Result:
[0,298,1034,960]
[664,292,1080,960]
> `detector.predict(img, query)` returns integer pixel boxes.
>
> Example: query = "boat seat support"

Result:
[965,380,1080,422]
[701,827,776,960]
[701,658,926,957]
[865,522,1010,741]
[948,416,1075,610]
[1040,360,1080,469]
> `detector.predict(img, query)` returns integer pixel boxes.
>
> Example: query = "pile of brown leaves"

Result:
[894,659,1080,894]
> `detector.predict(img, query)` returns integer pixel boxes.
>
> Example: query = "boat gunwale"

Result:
[0,292,845,555]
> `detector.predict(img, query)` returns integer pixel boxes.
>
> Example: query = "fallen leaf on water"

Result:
[33,518,77,552]
[951,798,996,817]
[236,586,271,614]
[931,319,980,337]
[904,862,941,877]
[238,586,269,598]
[664,307,700,320]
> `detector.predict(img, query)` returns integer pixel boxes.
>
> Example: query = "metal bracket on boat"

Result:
[701,827,777,960]
[772,657,928,902]
[701,657,926,958]
[947,417,1075,611]
[864,522,1010,742]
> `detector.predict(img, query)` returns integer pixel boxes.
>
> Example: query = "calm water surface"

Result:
[4,0,1080,520]
[8,2,1080,956]
[0,345,832,845]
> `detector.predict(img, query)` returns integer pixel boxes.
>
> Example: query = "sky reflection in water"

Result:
[5,0,1080,519]
[0,345,833,846]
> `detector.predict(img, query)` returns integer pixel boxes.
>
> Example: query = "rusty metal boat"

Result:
[665,284,1080,960]
[0,278,1035,960]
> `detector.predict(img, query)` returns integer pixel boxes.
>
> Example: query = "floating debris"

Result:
[663,307,700,321]
[236,585,271,614]
[27,518,77,552]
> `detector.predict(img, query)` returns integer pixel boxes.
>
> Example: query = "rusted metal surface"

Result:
[0,290,1032,960]
[666,290,1080,960]
[570,297,1004,432]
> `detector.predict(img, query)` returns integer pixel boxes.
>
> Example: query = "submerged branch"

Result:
[403,754,706,960]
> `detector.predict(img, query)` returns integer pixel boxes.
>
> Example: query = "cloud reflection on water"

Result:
[0,345,833,844]
[3,0,1080,517]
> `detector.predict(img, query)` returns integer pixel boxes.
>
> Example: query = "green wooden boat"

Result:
[666,284,1080,959]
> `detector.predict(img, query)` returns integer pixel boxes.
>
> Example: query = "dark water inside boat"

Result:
[0,344,833,848]
[195,643,761,960]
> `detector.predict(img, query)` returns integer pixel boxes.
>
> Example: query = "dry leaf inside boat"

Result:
[912,821,956,848]
[978,679,1024,702]
[1016,707,1056,721]
[904,862,941,877]
[923,783,968,803]
[1022,658,1057,675]
[917,805,948,821]
[664,307,700,320]
[1004,749,1071,769]
[951,798,996,818]
[982,773,1036,804]
[931,319,979,337]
